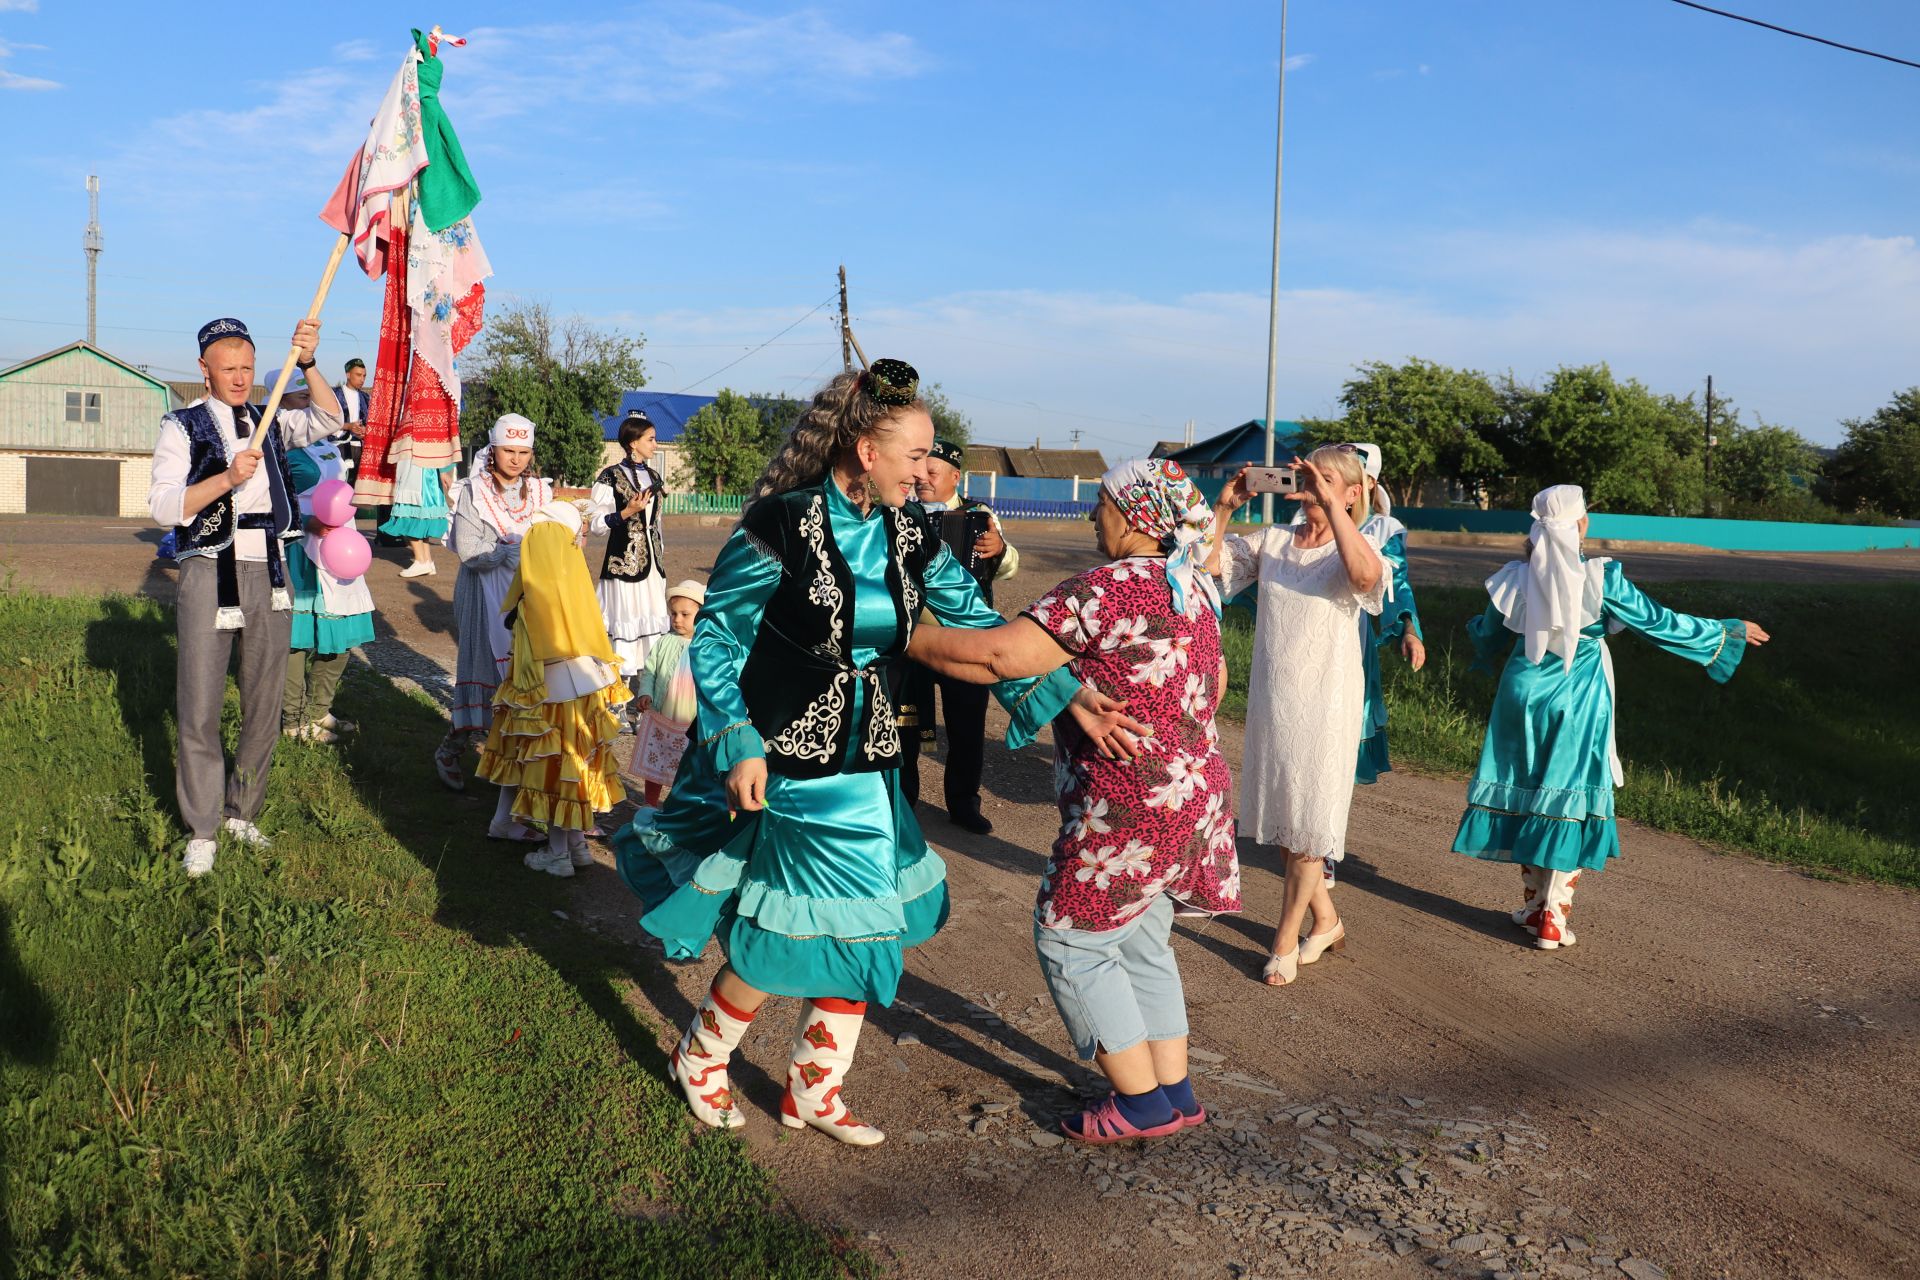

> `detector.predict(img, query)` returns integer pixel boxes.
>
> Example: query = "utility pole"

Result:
[84,175,102,347]
[1260,1,1289,525]
[1069,429,1083,449]
[1703,374,1714,518]
[838,265,852,372]
[1184,418,1196,447]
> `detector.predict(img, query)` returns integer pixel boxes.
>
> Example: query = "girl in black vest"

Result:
[612,360,1142,1146]
[589,411,669,706]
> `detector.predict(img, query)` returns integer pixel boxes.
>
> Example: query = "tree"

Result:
[1712,419,1822,507]
[460,301,646,486]
[681,389,772,494]
[921,381,972,447]
[1822,389,1920,518]
[1318,358,1506,504]
[1493,364,1703,515]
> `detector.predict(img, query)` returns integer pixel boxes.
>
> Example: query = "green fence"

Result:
[663,493,745,516]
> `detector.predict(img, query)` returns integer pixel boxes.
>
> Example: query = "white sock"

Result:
[547,829,569,860]
[568,829,587,854]
[493,786,517,826]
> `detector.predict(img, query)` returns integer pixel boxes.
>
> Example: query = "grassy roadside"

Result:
[0,589,865,1278]
[1221,581,1919,888]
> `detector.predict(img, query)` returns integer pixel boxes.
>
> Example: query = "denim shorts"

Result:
[1033,893,1188,1060]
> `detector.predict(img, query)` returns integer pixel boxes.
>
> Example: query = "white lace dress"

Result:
[1221,526,1386,858]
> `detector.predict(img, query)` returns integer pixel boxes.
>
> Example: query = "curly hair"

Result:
[745,370,927,507]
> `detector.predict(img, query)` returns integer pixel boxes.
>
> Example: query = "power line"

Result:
[1666,0,1920,71]
[672,294,837,394]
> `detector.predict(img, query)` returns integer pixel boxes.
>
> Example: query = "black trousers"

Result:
[901,672,989,814]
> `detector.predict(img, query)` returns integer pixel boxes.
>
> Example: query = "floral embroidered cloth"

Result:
[1025,557,1240,932]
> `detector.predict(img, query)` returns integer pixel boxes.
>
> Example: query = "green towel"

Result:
[411,28,482,232]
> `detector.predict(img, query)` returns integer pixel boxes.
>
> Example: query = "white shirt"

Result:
[335,384,367,425]
[149,397,341,561]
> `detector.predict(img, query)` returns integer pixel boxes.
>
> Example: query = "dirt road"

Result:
[5,514,1916,1278]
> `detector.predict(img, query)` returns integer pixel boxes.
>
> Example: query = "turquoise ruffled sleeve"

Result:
[1602,562,1747,684]
[1465,601,1511,676]
[1376,533,1423,644]
[918,542,1080,751]
[688,524,779,768]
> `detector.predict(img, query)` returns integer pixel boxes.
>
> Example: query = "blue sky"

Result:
[2,1,1917,452]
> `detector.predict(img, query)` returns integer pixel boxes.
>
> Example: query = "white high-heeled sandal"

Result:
[1298,920,1346,964]
[1261,948,1299,986]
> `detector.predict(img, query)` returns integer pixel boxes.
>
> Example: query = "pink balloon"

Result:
[310,478,356,528]
[318,526,372,581]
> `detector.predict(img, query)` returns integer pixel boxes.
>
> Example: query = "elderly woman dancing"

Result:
[612,360,1132,1147]
[1451,485,1768,948]
[910,458,1240,1144]
[1207,449,1385,987]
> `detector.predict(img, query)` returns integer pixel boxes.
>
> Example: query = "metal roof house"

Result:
[0,341,174,517]
[1152,419,1307,479]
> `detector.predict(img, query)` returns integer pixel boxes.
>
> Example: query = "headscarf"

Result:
[1099,457,1222,618]
[490,413,536,449]
[1350,442,1392,518]
[1519,484,1589,671]
[502,521,616,666]
[530,498,582,538]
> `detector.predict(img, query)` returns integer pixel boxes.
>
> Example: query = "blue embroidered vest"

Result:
[171,402,296,559]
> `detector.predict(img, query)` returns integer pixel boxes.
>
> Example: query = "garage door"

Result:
[26,456,120,516]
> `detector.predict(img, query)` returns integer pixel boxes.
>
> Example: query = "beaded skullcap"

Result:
[865,358,919,407]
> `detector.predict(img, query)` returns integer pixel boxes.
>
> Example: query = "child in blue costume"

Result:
[614,361,1134,1146]
[1350,444,1425,787]
[1450,485,1769,949]
[282,383,376,744]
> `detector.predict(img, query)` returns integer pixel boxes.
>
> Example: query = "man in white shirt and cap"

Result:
[150,316,344,877]
[331,356,370,485]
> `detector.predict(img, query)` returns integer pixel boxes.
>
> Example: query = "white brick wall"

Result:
[0,452,24,514]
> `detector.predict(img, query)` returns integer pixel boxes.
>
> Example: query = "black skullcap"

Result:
[197,317,252,354]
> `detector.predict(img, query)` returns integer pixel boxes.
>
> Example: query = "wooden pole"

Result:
[845,324,870,371]
[247,231,352,452]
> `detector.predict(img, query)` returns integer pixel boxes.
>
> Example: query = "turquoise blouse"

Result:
[614,477,1079,1004]
[1452,559,1746,872]
[1356,529,1423,784]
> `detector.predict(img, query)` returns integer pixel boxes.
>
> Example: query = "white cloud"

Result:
[1283,53,1314,72]
[0,1,41,12]
[601,225,1920,450]
[0,68,58,90]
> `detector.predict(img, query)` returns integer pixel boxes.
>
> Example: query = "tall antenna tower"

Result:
[84,175,102,346]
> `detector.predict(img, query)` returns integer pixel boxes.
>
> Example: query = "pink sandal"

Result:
[1062,1093,1188,1145]
[1178,1106,1208,1128]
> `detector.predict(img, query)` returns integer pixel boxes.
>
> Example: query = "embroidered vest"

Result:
[171,403,296,560]
[596,461,664,582]
[736,484,940,779]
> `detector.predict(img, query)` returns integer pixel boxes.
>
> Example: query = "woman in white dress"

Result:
[588,411,670,707]
[1207,447,1385,987]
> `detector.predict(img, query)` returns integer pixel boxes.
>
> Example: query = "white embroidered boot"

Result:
[781,998,885,1146]
[669,982,758,1129]
[1511,865,1546,927]
[1530,870,1582,950]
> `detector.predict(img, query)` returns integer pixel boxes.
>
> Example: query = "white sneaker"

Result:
[223,818,271,848]
[523,846,575,878]
[182,838,217,877]
[319,713,358,734]
[287,722,339,744]
[399,560,437,578]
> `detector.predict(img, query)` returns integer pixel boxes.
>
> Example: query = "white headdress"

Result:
[1349,442,1391,517]
[490,413,536,448]
[530,499,582,537]
[1516,484,1589,670]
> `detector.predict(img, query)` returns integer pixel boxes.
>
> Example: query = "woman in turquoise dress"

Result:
[1451,485,1769,949]
[614,360,1133,1147]
[1352,446,1425,787]
[282,437,377,743]
[379,453,455,579]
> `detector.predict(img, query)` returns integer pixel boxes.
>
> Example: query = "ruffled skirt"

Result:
[597,574,670,675]
[477,674,632,831]
[286,541,376,654]
[613,746,947,1006]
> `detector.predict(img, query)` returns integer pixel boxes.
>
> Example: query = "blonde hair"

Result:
[746,370,928,508]
[1308,445,1370,527]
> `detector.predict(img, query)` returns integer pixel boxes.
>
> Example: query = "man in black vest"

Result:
[899,437,1018,834]
[331,357,369,484]
[148,317,342,876]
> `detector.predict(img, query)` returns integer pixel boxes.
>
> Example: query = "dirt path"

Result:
[6,514,1917,1278]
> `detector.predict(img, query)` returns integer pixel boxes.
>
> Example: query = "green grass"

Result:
[1222,582,1920,887]
[0,589,867,1278]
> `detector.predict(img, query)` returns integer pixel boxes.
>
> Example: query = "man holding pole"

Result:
[149,316,343,876]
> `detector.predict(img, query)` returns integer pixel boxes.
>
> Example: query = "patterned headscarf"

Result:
[1099,458,1222,618]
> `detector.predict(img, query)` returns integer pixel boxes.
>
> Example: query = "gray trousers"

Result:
[176,556,291,840]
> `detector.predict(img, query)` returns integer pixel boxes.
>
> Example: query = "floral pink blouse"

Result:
[1024,557,1241,933]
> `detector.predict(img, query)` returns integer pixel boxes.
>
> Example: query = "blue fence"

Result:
[1392,506,1920,553]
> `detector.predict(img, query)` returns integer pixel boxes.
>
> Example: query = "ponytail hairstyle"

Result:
[1307,444,1371,527]
[745,360,927,508]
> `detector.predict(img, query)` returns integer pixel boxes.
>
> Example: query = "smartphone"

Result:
[1243,465,1299,495]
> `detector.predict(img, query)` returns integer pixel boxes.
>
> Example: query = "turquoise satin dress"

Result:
[1451,560,1747,872]
[614,478,1078,1005]
[1356,529,1421,784]
[285,448,376,654]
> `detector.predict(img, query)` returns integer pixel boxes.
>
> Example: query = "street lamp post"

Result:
[1260,1,1289,525]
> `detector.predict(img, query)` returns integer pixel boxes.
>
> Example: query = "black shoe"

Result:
[947,805,993,836]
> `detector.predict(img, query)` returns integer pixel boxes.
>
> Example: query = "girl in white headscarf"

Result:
[1451,484,1770,948]
[434,413,555,797]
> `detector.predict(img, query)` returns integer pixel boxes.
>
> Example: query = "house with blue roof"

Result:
[1152,419,1308,480]
[597,390,715,490]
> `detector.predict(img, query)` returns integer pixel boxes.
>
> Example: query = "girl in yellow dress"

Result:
[478,501,632,876]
